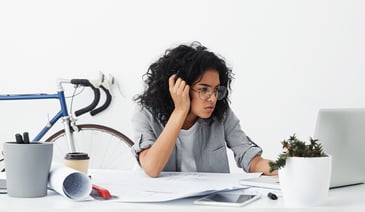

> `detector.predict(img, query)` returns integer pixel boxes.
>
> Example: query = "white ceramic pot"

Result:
[278,155,332,207]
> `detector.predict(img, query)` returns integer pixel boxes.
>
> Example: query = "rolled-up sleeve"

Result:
[130,107,161,159]
[223,109,263,172]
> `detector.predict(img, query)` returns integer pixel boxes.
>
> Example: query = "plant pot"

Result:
[278,155,332,207]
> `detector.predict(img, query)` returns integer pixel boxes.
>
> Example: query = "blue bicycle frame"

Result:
[0,81,76,152]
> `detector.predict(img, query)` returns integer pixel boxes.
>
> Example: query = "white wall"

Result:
[1,0,364,172]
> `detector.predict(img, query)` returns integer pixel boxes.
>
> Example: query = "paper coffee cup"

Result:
[64,152,89,174]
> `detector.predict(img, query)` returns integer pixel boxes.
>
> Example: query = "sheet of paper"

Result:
[89,169,260,202]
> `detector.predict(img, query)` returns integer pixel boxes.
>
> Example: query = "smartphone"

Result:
[193,192,260,207]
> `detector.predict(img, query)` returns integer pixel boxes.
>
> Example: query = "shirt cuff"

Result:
[243,147,263,172]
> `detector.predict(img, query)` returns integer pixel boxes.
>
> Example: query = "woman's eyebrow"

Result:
[196,83,220,87]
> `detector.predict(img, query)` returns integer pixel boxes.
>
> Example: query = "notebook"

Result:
[240,175,280,190]
[240,108,365,189]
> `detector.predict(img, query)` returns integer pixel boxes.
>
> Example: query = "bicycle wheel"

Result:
[45,124,138,170]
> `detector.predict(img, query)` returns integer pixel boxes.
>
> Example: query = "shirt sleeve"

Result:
[223,108,263,172]
[130,106,161,159]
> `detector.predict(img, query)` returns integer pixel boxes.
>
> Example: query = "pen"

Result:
[15,134,24,144]
[267,192,278,200]
[23,132,30,144]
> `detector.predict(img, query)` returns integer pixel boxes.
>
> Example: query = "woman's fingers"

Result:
[168,74,190,111]
[168,74,176,90]
[169,74,185,95]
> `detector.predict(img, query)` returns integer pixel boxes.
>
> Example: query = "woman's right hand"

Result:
[139,75,191,177]
[169,74,190,115]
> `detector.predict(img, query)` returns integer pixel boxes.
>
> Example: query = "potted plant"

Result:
[269,134,332,207]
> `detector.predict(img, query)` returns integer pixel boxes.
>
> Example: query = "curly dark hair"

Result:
[134,41,234,124]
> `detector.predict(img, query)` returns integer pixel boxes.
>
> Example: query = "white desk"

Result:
[0,171,364,212]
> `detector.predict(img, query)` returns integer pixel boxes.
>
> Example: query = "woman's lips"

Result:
[205,106,215,113]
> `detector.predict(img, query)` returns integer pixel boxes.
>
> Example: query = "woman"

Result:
[132,41,277,178]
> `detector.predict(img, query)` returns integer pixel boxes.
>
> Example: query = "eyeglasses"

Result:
[191,86,227,101]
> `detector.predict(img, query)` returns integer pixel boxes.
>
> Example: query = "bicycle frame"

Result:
[0,79,76,152]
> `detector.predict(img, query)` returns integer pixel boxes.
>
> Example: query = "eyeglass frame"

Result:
[190,85,227,101]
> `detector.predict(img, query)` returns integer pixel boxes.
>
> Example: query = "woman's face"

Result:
[189,69,220,120]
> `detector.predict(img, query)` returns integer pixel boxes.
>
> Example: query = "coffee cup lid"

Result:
[65,152,90,160]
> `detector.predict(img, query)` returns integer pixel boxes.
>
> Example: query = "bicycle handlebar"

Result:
[70,78,112,117]
[90,85,112,116]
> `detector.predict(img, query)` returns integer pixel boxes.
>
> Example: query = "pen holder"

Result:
[3,142,53,198]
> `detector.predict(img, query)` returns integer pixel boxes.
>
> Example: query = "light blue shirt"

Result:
[131,106,262,173]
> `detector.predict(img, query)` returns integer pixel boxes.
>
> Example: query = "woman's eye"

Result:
[199,87,210,93]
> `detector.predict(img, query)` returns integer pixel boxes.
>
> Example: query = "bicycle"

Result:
[0,73,137,170]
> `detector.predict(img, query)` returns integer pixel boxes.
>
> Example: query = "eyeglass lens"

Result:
[200,86,227,100]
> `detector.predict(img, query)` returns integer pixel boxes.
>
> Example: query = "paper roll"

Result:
[48,164,92,201]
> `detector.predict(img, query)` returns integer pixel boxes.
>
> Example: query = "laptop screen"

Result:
[314,108,365,188]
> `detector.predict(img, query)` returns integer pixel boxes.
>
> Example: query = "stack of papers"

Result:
[88,169,261,202]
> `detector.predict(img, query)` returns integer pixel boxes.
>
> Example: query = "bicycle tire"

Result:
[45,124,137,170]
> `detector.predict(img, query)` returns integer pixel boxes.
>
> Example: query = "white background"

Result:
[0,0,364,172]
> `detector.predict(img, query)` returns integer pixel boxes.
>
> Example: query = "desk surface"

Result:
[0,173,364,211]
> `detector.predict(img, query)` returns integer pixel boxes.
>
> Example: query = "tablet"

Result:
[193,192,260,207]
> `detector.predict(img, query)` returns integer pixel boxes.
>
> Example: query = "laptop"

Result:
[240,108,365,189]
[313,108,365,188]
